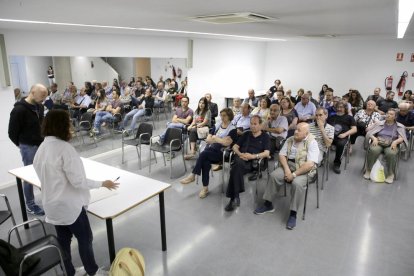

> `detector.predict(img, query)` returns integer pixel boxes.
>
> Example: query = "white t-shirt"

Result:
[33,136,101,225]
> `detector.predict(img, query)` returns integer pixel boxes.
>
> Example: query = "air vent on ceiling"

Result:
[190,13,276,24]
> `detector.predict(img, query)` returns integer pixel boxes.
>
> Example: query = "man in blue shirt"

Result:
[294,93,316,123]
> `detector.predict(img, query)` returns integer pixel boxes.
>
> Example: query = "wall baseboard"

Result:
[0,180,17,190]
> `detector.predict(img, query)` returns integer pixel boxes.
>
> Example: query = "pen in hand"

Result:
[102,177,120,190]
[113,176,120,182]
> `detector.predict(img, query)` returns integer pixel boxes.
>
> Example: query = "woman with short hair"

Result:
[364,109,407,183]
[280,96,298,138]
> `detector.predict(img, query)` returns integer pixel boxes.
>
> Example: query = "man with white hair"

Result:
[8,84,49,216]
[396,102,414,131]
[254,122,319,230]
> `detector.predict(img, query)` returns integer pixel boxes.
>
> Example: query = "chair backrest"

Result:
[80,112,94,123]
[164,128,183,148]
[135,123,153,139]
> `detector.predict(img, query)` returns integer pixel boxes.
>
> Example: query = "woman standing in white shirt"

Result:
[33,110,118,276]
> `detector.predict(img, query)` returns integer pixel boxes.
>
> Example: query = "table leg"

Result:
[159,192,167,251]
[106,218,115,263]
[16,177,29,229]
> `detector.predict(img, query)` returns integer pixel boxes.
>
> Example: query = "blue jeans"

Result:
[160,122,185,142]
[94,111,114,133]
[55,208,98,276]
[19,144,38,208]
[122,109,145,131]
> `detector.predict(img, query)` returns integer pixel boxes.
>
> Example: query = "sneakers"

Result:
[385,174,394,184]
[199,187,209,198]
[286,215,296,230]
[92,128,100,134]
[26,205,45,216]
[363,171,371,180]
[94,267,109,276]
[122,129,130,137]
[254,204,275,215]
[180,174,195,185]
[224,198,240,212]
[74,266,87,276]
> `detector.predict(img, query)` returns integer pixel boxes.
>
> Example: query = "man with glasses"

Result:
[294,93,316,123]
[327,101,357,174]
[366,87,384,103]
[309,107,335,164]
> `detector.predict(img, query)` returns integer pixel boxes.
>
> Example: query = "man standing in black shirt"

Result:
[327,101,357,174]
[8,84,48,216]
[225,115,270,211]
[205,93,218,125]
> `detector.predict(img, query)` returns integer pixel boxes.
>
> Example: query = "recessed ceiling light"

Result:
[0,18,286,41]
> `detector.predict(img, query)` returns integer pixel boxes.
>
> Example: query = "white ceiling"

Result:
[0,0,412,41]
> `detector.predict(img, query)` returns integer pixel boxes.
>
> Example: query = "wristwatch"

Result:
[292,172,297,178]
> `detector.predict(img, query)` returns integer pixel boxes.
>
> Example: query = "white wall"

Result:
[106,57,134,82]
[9,56,29,92]
[187,38,266,110]
[70,57,118,88]
[25,56,53,88]
[151,58,188,84]
[264,39,414,99]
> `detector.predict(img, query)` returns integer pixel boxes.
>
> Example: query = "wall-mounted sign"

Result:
[396,53,404,61]
[411,53,414,62]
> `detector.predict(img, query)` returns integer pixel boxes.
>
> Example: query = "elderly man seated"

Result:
[225,115,270,212]
[294,93,316,123]
[309,107,334,164]
[254,123,319,230]
[232,103,252,135]
[263,104,288,156]
[396,102,414,134]
[243,89,259,108]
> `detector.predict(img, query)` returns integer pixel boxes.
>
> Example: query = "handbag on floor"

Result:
[110,247,145,276]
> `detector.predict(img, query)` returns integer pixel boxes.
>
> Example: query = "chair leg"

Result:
[303,181,309,220]
[149,149,152,173]
[169,150,173,179]
[162,153,166,166]
[183,149,187,172]
[136,145,141,170]
[153,151,157,164]
[316,174,319,209]
[122,142,125,164]
[10,214,22,246]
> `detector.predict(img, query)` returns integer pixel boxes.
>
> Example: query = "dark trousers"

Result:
[350,125,366,144]
[226,156,253,199]
[193,148,222,186]
[333,137,348,165]
[55,208,98,276]
[189,128,198,143]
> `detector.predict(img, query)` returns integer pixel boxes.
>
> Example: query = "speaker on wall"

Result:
[187,39,193,69]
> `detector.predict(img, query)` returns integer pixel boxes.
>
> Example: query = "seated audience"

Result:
[205,93,218,125]
[254,123,319,230]
[14,87,23,102]
[399,90,412,104]
[306,91,319,107]
[294,93,316,123]
[280,96,298,138]
[365,87,384,103]
[158,96,193,143]
[225,115,270,211]
[262,104,288,156]
[267,79,282,99]
[232,103,252,134]
[119,87,132,105]
[319,87,334,109]
[309,107,334,164]
[285,89,296,104]
[341,94,354,116]
[231,97,242,116]
[132,81,146,98]
[103,81,112,98]
[319,84,329,102]
[376,91,398,115]
[184,97,211,159]
[349,90,364,115]
[180,108,237,198]
[153,81,167,108]
[364,109,407,183]
[71,87,92,119]
[243,89,259,108]
[327,96,341,117]
[327,101,357,174]
[92,89,122,135]
[89,88,108,114]
[351,100,381,145]
[49,83,62,105]
[122,88,154,135]
[62,85,78,106]
[396,102,414,134]
[251,97,271,121]
[271,90,284,105]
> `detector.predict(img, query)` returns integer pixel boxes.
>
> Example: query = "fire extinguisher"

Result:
[396,71,408,96]
[385,76,393,91]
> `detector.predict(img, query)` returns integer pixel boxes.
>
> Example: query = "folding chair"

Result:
[0,194,22,246]
[122,122,153,169]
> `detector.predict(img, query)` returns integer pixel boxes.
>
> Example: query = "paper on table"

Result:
[90,187,118,204]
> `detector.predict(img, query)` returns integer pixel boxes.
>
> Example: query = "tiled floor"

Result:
[1,117,414,276]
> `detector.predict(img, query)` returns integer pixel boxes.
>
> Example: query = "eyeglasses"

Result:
[315,114,324,116]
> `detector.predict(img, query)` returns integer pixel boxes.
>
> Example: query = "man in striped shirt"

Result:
[309,107,335,164]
